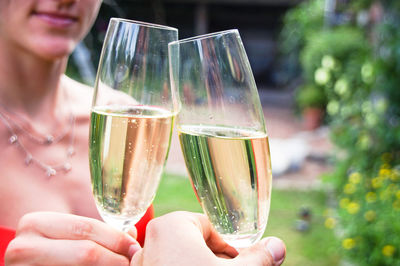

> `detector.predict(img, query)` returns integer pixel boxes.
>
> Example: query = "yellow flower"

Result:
[324,217,337,229]
[366,192,377,203]
[379,168,391,179]
[393,199,400,210]
[344,183,356,194]
[382,245,395,257]
[340,198,350,208]
[396,190,400,199]
[342,238,356,250]
[391,170,399,181]
[364,210,376,221]
[371,177,382,189]
[349,172,362,184]
[347,202,360,214]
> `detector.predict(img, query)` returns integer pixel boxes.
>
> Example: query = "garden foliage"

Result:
[280,1,400,265]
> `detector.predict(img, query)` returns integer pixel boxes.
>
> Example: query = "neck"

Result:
[0,40,69,119]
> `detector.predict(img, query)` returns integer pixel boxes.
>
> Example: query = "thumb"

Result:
[230,237,286,266]
[130,249,144,266]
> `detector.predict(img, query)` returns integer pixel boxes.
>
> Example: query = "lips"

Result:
[33,12,78,28]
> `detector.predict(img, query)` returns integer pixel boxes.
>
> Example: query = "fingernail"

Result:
[126,233,137,243]
[128,244,142,259]
[265,237,285,264]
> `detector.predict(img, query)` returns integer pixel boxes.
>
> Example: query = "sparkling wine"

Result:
[89,105,174,229]
[179,125,272,248]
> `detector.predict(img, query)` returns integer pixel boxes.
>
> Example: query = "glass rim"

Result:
[169,29,238,46]
[110,17,178,32]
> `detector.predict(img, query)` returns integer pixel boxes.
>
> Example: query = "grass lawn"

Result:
[153,173,340,266]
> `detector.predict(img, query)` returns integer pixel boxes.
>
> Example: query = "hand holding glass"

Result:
[89,19,178,231]
[169,30,272,248]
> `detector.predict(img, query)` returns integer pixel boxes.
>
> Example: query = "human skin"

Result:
[0,0,102,229]
[0,0,101,60]
[131,211,286,266]
[0,0,144,263]
[5,212,141,265]
[6,211,286,265]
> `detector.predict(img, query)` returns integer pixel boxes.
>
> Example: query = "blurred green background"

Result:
[153,173,339,266]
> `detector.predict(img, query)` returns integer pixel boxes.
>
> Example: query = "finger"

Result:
[190,213,238,258]
[126,227,138,240]
[215,253,235,259]
[6,236,130,266]
[228,237,286,266]
[16,212,138,258]
[125,227,142,257]
[146,212,237,258]
[130,249,144,266]
[137,212,217,265]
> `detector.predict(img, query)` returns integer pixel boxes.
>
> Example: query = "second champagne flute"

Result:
[169,30,272,248]
[89,18,178,231]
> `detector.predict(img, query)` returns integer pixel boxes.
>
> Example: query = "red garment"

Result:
[0,226,15,266]
[0,205,153,265]
[135,205,153,247]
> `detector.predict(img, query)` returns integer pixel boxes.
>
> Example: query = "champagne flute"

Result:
[169,29,272,248]
[89,18,178,231]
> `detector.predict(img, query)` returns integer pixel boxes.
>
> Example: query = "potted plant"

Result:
[296,84,326,130]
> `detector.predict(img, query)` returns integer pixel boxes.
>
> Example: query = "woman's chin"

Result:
[31,38,77,61]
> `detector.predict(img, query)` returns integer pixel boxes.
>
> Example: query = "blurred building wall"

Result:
[81,0,303,89]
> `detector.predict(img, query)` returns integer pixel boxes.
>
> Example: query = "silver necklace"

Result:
[0,104,74,145]
[0,108,76,177]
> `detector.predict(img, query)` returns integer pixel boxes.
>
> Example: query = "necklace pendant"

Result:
[46,135,54,144]
[64,162,72,172]
[9,135,18,144]
[25,154,33,165]
[67,147,75,157]
[46,167,57,177]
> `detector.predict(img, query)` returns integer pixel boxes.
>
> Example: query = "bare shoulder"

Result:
[62,75,93,117]
[62,74,138,116]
